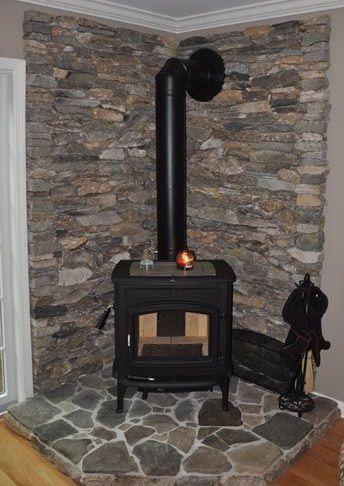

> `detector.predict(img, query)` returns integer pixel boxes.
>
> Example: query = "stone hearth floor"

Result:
[5,370,340,486]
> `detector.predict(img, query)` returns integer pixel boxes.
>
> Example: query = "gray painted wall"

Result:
[316,9,344,402]
[0,0,343,401]
[0,0,26,58]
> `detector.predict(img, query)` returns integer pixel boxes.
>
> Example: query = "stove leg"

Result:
[116,380,127,413]
[142,391,148,400]
[220,379,230,411]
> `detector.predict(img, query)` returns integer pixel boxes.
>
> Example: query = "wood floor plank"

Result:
[271,471,312,486]
[0,419,77,486]
[0,469,18,486]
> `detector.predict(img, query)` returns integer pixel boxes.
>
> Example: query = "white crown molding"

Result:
[18,0,344,34]
[177,0,344,33]
[19,0,177,32]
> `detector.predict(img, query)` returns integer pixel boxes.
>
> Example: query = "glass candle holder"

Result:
[176,249,196,270]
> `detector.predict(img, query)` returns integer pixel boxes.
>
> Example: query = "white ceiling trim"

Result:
[19,0,177,32]
[19,0,344,34]
[177,0,344,33]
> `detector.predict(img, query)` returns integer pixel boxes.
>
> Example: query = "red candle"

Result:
[176,249,196,270]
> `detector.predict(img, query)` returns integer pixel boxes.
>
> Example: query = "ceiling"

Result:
[105,0,256,18]
[19,0,344,33]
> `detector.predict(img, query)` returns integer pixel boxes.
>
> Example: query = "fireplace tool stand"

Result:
[279,350,314,418]
[279,273,330,417]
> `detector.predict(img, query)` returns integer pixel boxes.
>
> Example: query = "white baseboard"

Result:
[313,391,344,417]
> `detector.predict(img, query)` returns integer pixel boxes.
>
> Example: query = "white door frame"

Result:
[0,57,33,406]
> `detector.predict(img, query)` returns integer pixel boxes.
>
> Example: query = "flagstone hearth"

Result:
[5,370,340,486]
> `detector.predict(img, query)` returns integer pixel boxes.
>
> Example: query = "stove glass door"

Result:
[135,311,210,360]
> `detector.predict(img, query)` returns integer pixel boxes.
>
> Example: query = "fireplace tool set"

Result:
[279,273,330,417]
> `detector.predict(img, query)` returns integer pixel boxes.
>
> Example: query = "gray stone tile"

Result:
[242,413,265,427]
[304,396,338,425]
[91,426,117,441]
[143,414,178,433]
[31,434,81,481]
[239,403,262,414]
[183,446,232,474]
[227,442,282,475]
[125,425,155,446]
[175,399,195,422]
[72,390,102,410]
[129,399,151,418]
[168,426,196,453]
[217,428,259,446]
[6,369,337,484]
[53,438,93,464]
[34,419,77,444]
[45,384,78,403]
[8,396,60,430]
[253,413,313,449]
[238,382,265,404]
[176,478,221,486]
[58,401,79,414]
[83,441,137,473]
[197,427,220,439]
[202,434,229,452]
[186,421,197,428]
[263,393,280,414]
[133,440,182,476]
[222,476,266,486]
[96,400,126,428]
[146,393,177,407]
[65,410,94,429]
[198,399,242,427]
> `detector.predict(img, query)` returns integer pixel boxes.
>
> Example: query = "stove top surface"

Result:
[130,260,216,277]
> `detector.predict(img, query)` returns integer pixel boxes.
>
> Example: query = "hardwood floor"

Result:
[271,418,344,486]
[0,417,343,485]
[0,418,77,486]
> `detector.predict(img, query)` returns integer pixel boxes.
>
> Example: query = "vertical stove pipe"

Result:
[155,50,225,261]
[156,58,188,261]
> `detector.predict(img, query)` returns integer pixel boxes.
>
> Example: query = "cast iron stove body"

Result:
[112,260,235,412]
[111,49,235,412]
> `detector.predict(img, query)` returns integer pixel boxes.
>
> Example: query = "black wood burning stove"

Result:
[111,49,235,412]
[112,261,235,412]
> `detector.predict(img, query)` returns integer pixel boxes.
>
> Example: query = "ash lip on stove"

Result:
[111,49,235,413]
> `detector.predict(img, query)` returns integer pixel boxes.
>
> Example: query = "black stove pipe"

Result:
[155,49,225,261]
[156,59,187,261]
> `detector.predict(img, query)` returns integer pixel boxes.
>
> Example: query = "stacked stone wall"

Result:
[25,11,330,390]
[25,11,173,390]
[179,17,330,341]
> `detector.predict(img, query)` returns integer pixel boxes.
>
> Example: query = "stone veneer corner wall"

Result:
[25,11,330,391]
[25,10,174,390]
[179,16,330,341]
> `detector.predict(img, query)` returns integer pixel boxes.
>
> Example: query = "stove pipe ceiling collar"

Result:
[155,49,225,261]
